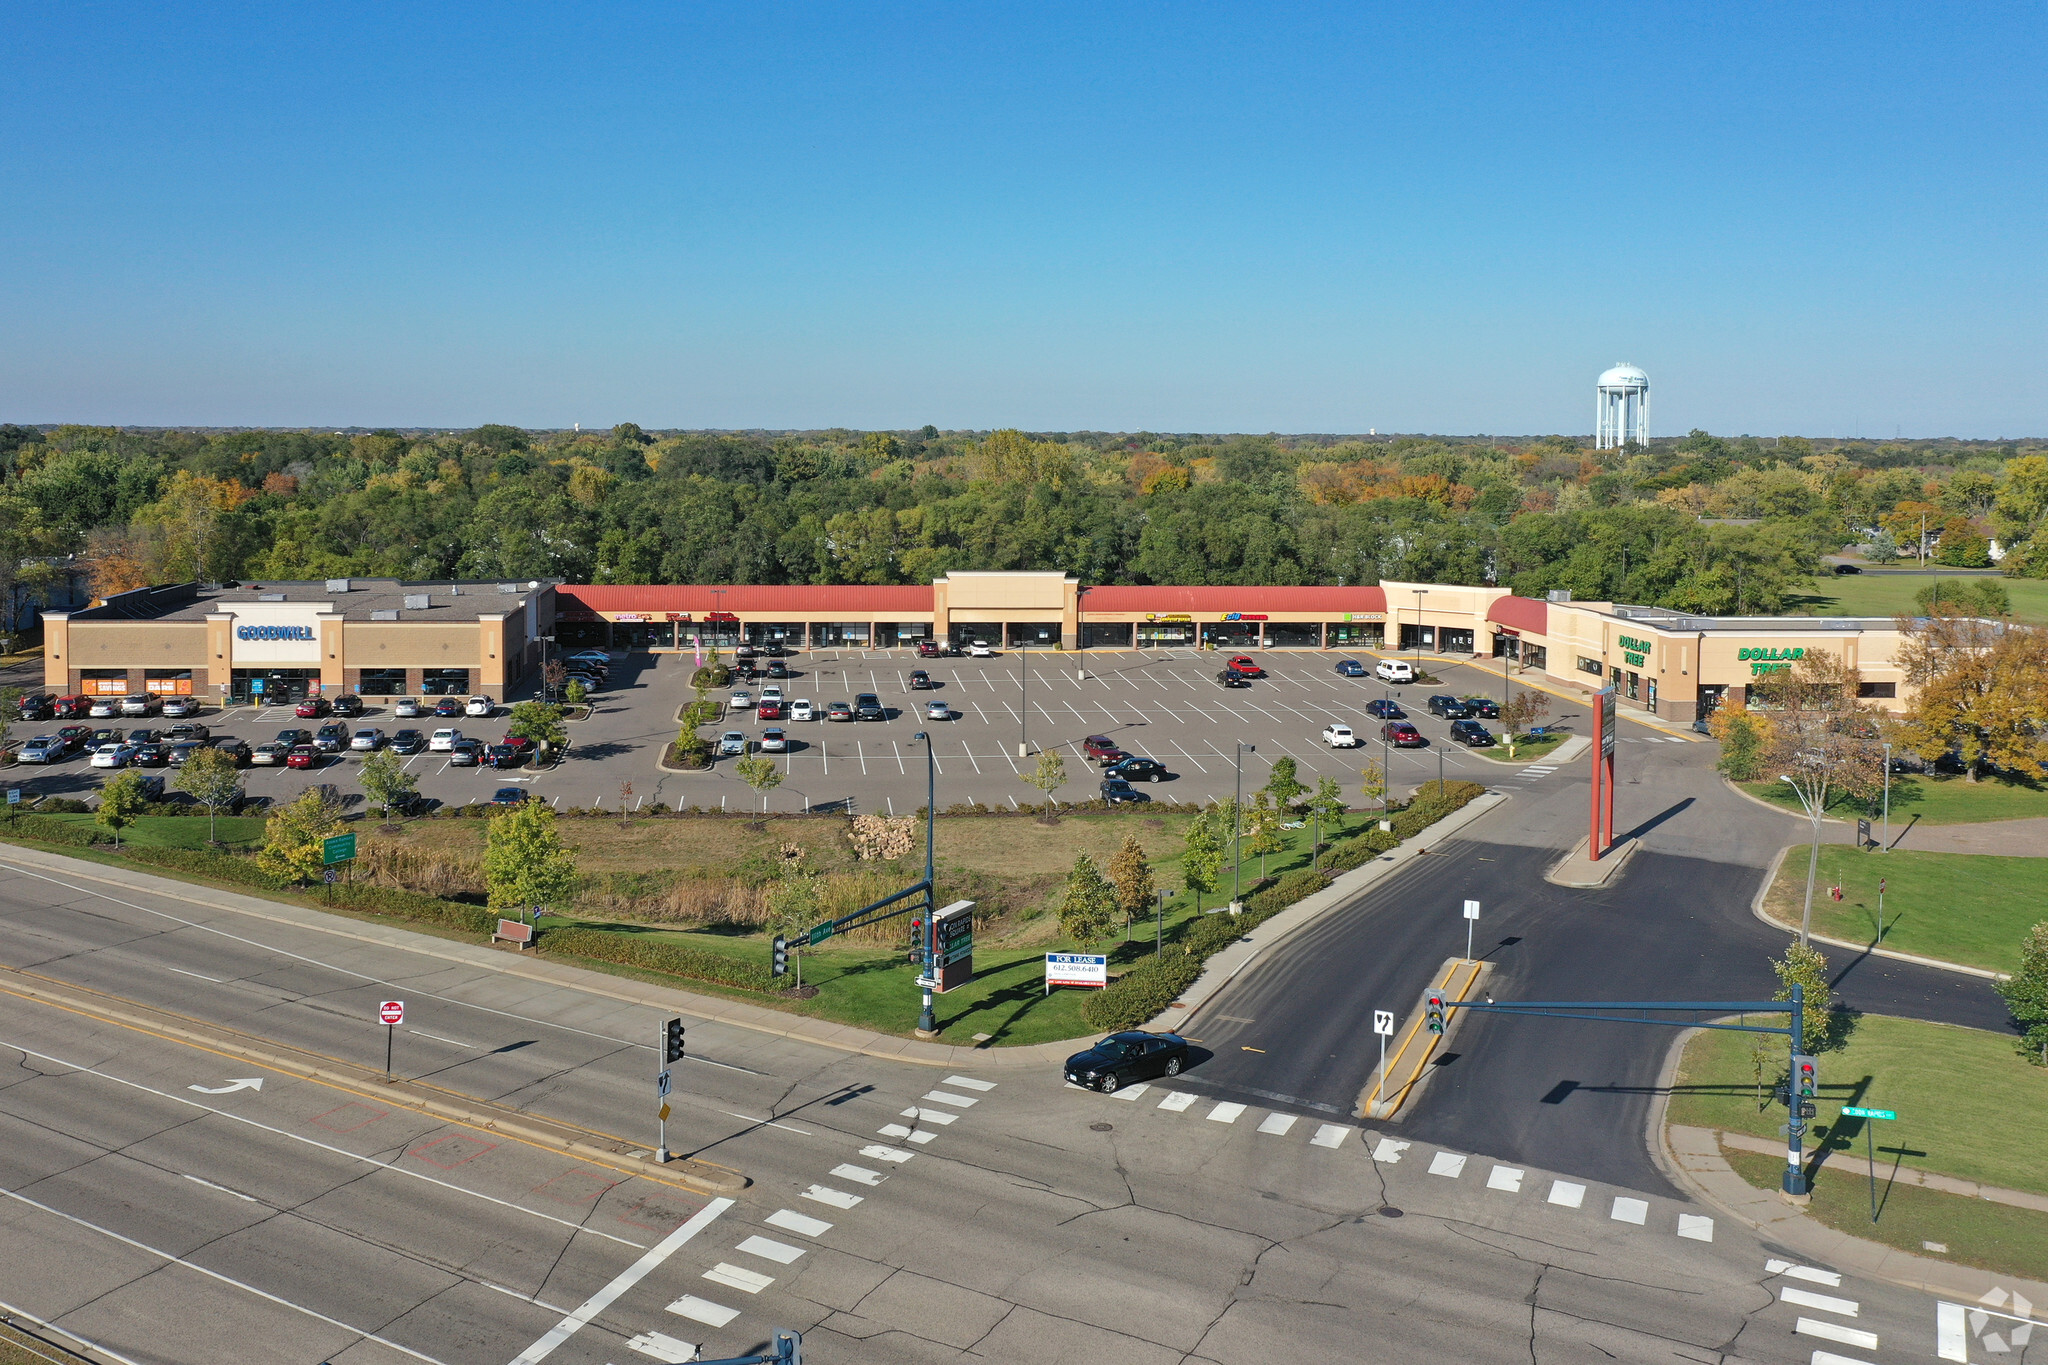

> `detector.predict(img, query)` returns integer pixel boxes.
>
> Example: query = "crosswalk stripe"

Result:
[1157,1091,1197,1112]
[736,1235,806,1264]
[765,1209,832,1238]
[1486,1165,1523,1192]
[1547,1180,1586,1208]
[1610,1196,1648,1224]
[899,1106,958,1125]
[922,1090,979,1108]
[875,1124,935,1144]
[1311,1123,1351,1148]
[859,1145,914,1163]
[829,1165,884,1186]
[1677,1213,1714,1242]
[1428,1152,1467,1177]
[627,1329,699,1362]
[1207,1102,1247,1123]
[1781,1287,1859,1317]
[943,1076,996,1091]
[802,1185,863,1210]
[1370,1138,1408,1162]
[1809,1351,1878,1365]
[1767,1259,1843,1287]
[703,1263,775,1294]
[1796,1319,1879,1349]
[666,1296,740,1328]
[1108,1083,1149,1101]
[1257,1113,1298,1135]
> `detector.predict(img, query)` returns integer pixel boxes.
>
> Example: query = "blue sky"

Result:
[3,3,2042,436]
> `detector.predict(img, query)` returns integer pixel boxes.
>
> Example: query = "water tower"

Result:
[1595,363,1649,449]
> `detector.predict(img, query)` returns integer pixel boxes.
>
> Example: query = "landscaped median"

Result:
[1760,844,2036,976]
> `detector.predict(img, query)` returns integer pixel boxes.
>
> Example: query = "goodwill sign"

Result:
[236,625,316,641]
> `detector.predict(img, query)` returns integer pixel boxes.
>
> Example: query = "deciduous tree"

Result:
[1108,834,1155,929]
[95,769,148,848]
[1056,854,1119,944]
[1896,612,2048,783]
[483,800,579,921]
[355,746,416,819]
[257,786,347,883]
[1755,652,1887,944]
[1996,920,2048,1066]
[1023,750,1067,809]
[1180,809,1224,913]
[174,745,245,843]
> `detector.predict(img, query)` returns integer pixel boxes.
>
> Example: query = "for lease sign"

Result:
[1046,953,1108,991]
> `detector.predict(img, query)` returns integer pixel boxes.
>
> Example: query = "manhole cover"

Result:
[1089,1122,1114,1132]
[1377,1206,1404,1218]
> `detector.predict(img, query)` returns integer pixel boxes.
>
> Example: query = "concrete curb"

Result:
[1721,773,1843,823]
[1469,731,1590,770]
[1140,791,1511,1032]
[1647,1024,2048,1307]
[1544,833,1639,888]
[1748,842,2009,981]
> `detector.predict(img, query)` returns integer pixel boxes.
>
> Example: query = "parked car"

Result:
[563,672,605,693]
[329,694,364,718]
[88,698,120,718]
[251,742,290,766]
[433,696,464,717]
[908,670,933,690]
[165,722,211,743]
[1381,721,1425,747]
[826,701,853,721]
[1216,670,1251,688]
[16,736,64,763]
[464,696,494,717]
[164,741,205,766]
[1448,719,1495,747]
[350,727,386,751]
[855,693,884,720]
[159,695,200,718]
[1426,695,1470,719]
[719,731,748,756]
[1099,777,1148,804]
[497,734,536,759]
[765,660,790,678]
[568,649,611,666]
[390,729,426,754]
[1063,1030,1189,1093]
[967,640,996,657]
[428,728,462,752]
[729,690,755,711]
[393,697,421,718]
[924,700,953,720]
[1105,756,1169,783]
[1082,735,1123,761]
[273,727,312,747]
[491,787,529,806]
[56,725,93,751]
[1322,724,1361,748]
[760,685,784,706]
[133,742,172,766]
[758,727,789,753]
[484,743,526,769]
[285,745,322,769]
[1225,655,1264,677]
[16,694,54,721]
[314,722,350,752]
[914,639,943,658]
[1364,699,1406,720]
[791,699,815,721]
[757,700,784,720]
[1461,697,1500,719]
[89,727,127,748]
[210,737,252,765]
[448,740,482,766]
[1333,660,1366,678]
[52,696,87,719]
[119,693,156,717]
[294,697,329,718]
[1375,660,1416,684]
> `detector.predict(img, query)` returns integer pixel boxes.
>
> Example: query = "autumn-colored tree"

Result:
[1896,612,2048,783]
[79,526,153,601]
[1108,833,1155,929]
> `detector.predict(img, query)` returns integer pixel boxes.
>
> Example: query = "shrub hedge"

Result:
[9,813,103,845]
[541,927,782,992]
[121,846,288,888]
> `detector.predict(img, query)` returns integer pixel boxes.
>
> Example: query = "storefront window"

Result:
[358,667,407,696]
[1136,622,1197,648]
[79,669,128,696]
[1263,623,1321,648]
[1005,621,1061,648]
[613,622,674,650]
[1398,624,1437,650]
[231,668,319,704]
[1577,655,1604,677]
[811,622,871,647]
[1625,670,1640,701]
[875,622,931,648]
[1439,628,1475,653]
[1326,622,1383,647]
[143,668,192,696]
[1521,644,1548,672]
[1080,622,1133,648]
[1202,621,1260,648]
[421,667,470,695]
[747,622,809,647]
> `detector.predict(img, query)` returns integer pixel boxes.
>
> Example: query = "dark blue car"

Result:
[1334,659,1366,677]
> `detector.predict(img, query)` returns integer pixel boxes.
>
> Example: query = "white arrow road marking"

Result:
[187,1078,264,1094]
[510,1198,733,1364]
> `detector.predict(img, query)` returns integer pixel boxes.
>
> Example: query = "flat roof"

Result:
[63,579,550,624]
[1604,605,1902,633]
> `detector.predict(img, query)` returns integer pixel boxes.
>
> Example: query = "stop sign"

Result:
[378,1000,405,1026]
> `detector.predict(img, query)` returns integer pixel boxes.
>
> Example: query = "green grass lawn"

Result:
[1762,845,2042,974]
[28,812,268,849]
[1785,568,2048,628]
[1740,771,2048,825]
[1470,733,1570,764]
[1669,1014,2047,1198]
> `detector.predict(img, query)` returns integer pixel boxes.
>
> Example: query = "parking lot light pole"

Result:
[1017,643,1029,758]
[914,731,937,1035]
[1232,743,1255,909]
[1413,589,1428,670]
[1881,742,1891,851]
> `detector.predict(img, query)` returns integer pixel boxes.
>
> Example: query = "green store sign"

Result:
[1738,645,1804,677]
[1616,634,1652,669]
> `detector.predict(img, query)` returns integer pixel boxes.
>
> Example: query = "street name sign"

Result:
[1841,1106,1896,1120]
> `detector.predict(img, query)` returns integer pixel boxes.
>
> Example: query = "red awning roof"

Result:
[1081,586,1387,613]
[1486,596,1548,634]
[556,585,935,614]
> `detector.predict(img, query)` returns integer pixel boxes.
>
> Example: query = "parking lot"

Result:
[6,646,1696,819]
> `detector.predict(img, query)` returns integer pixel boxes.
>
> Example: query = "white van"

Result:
[1375,660,1416,684]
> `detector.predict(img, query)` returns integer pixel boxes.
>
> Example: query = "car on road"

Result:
[826,701,853,722]
[1448,719,1495,747]
[166,722,210,743]
[314,722,350,753]
[1082,735,1125,762]
[350,727,386,751]
[967,640,996,657]
[464,696,494,717]
[393,697,421,718]
[758,727,789,752]
[210,737,252,765]
[491,787,528,806]
[757,699,783,720]
[250,741,291,766]
[119,693,157,717]
[1375,659,1415,684]
[1216,670,1251,688]
[428,728,461,752]
[53,696,88,719]
[908,670,933,690]
[791,699,814,721]
[284,745,321,769]
[88,698,119,718]
[294,697,329,718]
[448,740,482,766]
[1833,562,1863,575]
[1225,655,1264,677]
[1105,756,1169,783]
[433,696,464,718]
[924,700,953,721]
[719,731,748,756]
[1381,721,1425,747]
[1461,697,1500,719]
[484,743,526,769]
[855,692,884,720]
[389,729,426,754]
[1333,660,1366,678]
[1064,1030,1189,1093]
[1363,699,1406,720]
[16,694,54,721]
[1426,695,1469,718]
[329,694,364,718]
[728,690,754,711]
[1322,723,1361,748]
[159,695,200,718]
[1099,777,1148,804]
[16,736,64,763]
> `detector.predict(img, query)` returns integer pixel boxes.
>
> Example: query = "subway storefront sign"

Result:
[1738,645,1805,677]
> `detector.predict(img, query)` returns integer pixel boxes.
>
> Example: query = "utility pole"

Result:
[1881,742,1891,852]
[914,732,937,1035]
[1232,743,1256,909]
[1017,642,1029,758]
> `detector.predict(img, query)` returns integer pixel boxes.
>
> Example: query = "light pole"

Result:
[1413,589,1428,671]
[1232,742,1256,909]
[1881,741,1891,852]
[1017,639,1030,758]
[1155,886,1174,954]
[913,731,937,1034]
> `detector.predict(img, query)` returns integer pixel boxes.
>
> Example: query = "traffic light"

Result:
[909,917,925,967]
[663,1017,685,1065]
[1424,993,1446,1035]
[772,935,788,977]
[1792,1053,1817,1118]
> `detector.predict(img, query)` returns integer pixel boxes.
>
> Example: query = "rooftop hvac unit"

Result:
[1547,590,1573,603]
[498,583,519,593]
[325,579,352,593]
[258,593,286,602]
[370,610,399,620]
[403,594,430,610]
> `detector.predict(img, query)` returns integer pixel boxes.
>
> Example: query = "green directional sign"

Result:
[1840,1105,1896,1120]
[808,923,835,947]
[322,832,357,866]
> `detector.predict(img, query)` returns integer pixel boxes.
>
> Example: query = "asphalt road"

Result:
[0,849,1971,1364]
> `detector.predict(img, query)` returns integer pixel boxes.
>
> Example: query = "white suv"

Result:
[464,696,494,717]
[1375,659,1416,684]
[1321,724,1360,748]
[759,685,784,706]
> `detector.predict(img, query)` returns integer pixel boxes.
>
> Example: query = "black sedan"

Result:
[1363,699,1407,720]
[908,669,933,690]
[1064,1031,1189,1093]
[1461,697,1500,719]
[1099,778,1149,804]
[484,743,527,769]
[1105,756,1170,783]
[390,728,427,754]
[1448,719,1495,747]
[1216,671,1251,689]
[1426,694,1470,718]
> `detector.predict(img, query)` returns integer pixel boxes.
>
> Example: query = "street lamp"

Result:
[913,731,937,1034]
[1232,742,1256,909]
[1413,589,1428,669]
[1017,642,1030,758]
[1881,741,1891,852]
[1155,885,1175,954]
